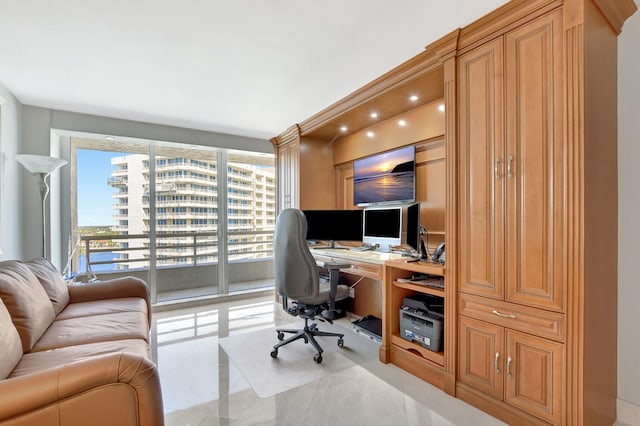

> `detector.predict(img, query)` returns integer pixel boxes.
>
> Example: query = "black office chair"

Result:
[271,208,351,364]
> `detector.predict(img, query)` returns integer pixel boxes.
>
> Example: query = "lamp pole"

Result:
[37,172,51,259]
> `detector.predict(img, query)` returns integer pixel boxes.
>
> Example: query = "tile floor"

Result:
[152,295,506,426]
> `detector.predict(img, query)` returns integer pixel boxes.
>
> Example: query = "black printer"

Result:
[399,294,444,352]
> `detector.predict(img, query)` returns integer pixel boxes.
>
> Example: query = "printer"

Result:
[399,294,444,352]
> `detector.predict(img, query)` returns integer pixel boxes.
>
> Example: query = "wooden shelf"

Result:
[385,259,445,276]
[393,280,444,297]
[391,334,444,366]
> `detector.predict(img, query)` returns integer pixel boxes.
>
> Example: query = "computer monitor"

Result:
[302,210,363,247]
[362,206,403,252]
[405,202,421,255]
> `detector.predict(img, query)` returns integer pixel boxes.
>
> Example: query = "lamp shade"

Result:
[15,154,67,174]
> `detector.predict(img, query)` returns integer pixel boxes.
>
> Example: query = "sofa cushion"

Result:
[0,260,56,352]
[0,299,23,379]
[56,297,147,321]
[25,258,70,315]
[9,339,149,378]
[30,311,148,352]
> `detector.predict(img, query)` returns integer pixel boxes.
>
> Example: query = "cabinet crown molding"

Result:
[591,0,638,34]
[272,124,301,147]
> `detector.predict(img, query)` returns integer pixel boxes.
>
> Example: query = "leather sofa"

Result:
[0,259,164,426]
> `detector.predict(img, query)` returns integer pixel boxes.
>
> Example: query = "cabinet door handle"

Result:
[507,356,513,378]
[507,155,514,178]
[495,158,502,179]
[495,352,500,373]
[492,309,516,319]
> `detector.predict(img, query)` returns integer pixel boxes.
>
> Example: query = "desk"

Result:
[310,248,407,319]
[311,248,450,391]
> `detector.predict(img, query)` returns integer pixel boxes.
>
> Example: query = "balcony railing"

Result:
[78,230,274,275]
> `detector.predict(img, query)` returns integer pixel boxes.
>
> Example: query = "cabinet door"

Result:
[504,9,564,311]
[458,316,504,400]
[505,330,563,425]
[458,37,505,300]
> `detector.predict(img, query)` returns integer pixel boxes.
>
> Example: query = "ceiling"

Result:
[0,0,509,141]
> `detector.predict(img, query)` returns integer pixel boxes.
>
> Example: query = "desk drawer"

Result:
[458,293,565,342]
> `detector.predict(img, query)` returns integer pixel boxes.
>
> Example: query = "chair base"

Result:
[271,317,344,364]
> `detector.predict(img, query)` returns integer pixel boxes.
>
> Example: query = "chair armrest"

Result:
[322,261,351,270]
[0,353,164,426]
[320,262,351,315]
[68,277,151,325]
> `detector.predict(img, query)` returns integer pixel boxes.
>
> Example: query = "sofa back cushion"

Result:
[25,258,69,315]
[0,298,22,379]
[0,260,56,352]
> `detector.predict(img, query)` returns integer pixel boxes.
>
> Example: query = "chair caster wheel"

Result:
[314,354,323,364]
[337,338,344,348]
[277,332,284,341]
[270,349,278,358]
[303,337,309,344]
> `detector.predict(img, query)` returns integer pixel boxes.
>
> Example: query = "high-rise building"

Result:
[108,154,275,270]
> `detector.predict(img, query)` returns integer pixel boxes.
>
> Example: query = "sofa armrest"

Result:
[0,353,164,426]
[68,277,151,325]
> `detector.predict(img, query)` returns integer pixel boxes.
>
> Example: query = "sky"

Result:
[77,149,121,226]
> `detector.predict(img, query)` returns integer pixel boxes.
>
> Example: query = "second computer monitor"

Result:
[405,202,421,255]
[362,205,403,252]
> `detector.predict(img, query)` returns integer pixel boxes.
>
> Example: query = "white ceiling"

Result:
[0,0,509,140]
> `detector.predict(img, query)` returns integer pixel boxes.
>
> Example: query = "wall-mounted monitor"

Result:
[302,209,363,248]
[362,205,403,252]
[353,145,415,206]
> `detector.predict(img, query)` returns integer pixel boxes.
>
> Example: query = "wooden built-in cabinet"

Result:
[456,10,566,424]
[458,9,564,311]
[272,0,637,424]
[458,316,563,425]
[271,126,337,211]
[275,127,299,210]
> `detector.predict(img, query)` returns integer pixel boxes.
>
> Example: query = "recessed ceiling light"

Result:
[105,136,116,140]
[409,95,419,102]
[398,119,407,126]
[340,125,348,132]
[438,103,445,112]
[370,112,378,119]
[366,131,375,138]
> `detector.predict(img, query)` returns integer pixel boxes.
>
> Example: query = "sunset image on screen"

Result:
[353,145,415,205]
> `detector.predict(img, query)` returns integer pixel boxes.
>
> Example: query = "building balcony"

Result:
[107,176,128,186]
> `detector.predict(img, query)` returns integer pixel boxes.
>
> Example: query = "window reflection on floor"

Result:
[155,300,276,346]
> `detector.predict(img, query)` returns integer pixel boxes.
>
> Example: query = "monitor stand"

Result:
[308,240,349,249]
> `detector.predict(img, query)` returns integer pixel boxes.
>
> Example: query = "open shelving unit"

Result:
[382,259,450,389]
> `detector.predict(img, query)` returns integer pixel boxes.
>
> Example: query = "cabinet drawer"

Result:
[458,293,564,342]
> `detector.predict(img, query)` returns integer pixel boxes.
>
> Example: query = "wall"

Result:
[618,9,640,425]
[0,82,23,259]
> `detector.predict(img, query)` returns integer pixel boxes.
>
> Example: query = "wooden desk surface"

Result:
[310,248,416,319]
[310,248,405,265]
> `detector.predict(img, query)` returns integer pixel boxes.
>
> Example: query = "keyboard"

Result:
[352,245,375,252]
[397,275,444,289]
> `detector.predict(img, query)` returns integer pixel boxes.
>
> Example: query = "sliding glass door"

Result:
[70,137,274,303]
[225,151,275,293]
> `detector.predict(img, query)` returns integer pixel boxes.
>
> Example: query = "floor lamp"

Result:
[16,154,68,259]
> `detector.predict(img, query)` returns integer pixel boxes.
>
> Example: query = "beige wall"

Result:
[618,9,640,423]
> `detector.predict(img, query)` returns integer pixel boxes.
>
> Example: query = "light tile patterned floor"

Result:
[152,295,506,426]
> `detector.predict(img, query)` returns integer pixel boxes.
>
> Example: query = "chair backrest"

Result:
[274,209,319,301]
